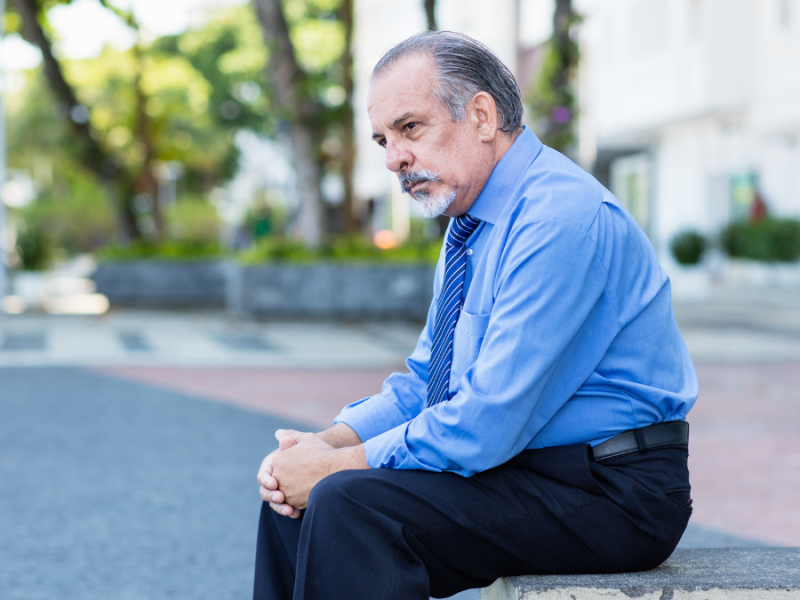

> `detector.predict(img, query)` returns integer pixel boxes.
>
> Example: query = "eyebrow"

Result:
[371,112,417,141]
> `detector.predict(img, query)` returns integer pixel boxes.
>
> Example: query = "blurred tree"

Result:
[5,1,267,247]
[253,0,356,248]
[10,0,142,240]
[527,0,581,153]
[6,0,357,251]
[337,0,356,234]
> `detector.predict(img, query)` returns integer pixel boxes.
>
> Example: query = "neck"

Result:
[493,127,521,165]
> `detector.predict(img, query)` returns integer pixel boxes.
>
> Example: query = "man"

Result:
[254,31,697,600]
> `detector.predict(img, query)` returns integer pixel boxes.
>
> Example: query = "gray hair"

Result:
[371,31,523,135]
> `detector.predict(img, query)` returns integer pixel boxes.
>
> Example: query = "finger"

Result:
[260,486,274,503]
[260,486,287,505]
[257,471,278,490]
[279,436,297,451]
[275,429,300,441]
[276,429,311,443]
[270,502,298,517]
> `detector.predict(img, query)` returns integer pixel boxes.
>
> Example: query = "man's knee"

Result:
[307,468,380,511]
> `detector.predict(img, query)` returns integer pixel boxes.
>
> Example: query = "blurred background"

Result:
[1,1,799,599]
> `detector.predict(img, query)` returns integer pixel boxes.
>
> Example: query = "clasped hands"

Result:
[257,425,367,518]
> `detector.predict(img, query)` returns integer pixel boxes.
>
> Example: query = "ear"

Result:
[470,92,499,143]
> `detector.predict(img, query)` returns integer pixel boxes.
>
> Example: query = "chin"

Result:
[415,189,457,219]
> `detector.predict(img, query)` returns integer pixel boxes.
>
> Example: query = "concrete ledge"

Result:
[480,548,800,599]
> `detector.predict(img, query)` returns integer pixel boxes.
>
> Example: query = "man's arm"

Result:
[317,422,362,448]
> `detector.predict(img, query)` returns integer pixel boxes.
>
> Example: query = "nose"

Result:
[385,139,412,173]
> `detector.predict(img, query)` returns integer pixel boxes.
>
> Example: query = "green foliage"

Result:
[165,196,223,245]
[96,240,223,262]
[238,235,441,265]
[670,230,707,265]
[721,218,800,262]
[527,7,582,152]
[5,72,71,170]
[15,223,55,271]
[12,165,118,257]
[7,0,355,253]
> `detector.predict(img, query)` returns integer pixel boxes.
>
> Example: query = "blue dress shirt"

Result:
[335,127,698,477]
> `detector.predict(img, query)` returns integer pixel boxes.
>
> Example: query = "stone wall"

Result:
[93,261,435,319]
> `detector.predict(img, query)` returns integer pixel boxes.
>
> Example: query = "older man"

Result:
[254,32,697,600]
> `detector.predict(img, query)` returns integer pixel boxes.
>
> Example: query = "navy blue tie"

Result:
[427,214,481,407]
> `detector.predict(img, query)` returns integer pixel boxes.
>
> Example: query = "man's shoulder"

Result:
[507,145,608,234]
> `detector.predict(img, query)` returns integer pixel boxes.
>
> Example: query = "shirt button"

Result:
[466,248,473,256]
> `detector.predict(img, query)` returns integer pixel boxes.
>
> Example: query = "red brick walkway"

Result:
[99,361,800,547]
[97,367,395,428]
[689,362,800,546]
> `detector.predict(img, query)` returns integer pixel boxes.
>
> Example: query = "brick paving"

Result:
[689,361,800,546]
[97,367,396,428]
[98,359,800,548]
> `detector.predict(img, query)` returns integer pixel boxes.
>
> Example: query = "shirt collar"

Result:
[467,126,543,225]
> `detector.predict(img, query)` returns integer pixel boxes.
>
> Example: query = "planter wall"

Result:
[93,261,227,308]
[93,261,435,319]
[236,264,434,319]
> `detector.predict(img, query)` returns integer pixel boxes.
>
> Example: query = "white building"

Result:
[352,0,800,257]
[579,0,800,256]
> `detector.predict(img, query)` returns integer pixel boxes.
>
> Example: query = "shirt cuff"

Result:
[333,394,409,443]
[362,421,440,472]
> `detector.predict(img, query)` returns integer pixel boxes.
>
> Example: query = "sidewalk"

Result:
[0,310,419,368]
[3,287,800,367]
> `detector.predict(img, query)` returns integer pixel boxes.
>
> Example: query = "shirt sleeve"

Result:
[333,246,446,442]
[362,217,614,476]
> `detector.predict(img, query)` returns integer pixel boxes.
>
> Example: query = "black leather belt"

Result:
[591,421,689,462]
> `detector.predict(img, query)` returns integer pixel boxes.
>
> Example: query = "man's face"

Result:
[368,53,491,218]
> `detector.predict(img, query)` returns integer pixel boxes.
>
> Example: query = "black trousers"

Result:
[253,443,692,600]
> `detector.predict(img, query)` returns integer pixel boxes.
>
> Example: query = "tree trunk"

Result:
[13,0,141,241]
[338,0,357,234]
[424,0,437,30]
[253,0,325,248]
[133,38,163,239]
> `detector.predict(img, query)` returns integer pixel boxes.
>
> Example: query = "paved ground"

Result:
[2,285,799,599]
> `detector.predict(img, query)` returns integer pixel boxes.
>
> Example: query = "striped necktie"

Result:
[427,214,481,407]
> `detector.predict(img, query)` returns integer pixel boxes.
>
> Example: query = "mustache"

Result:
[398,170,441,194]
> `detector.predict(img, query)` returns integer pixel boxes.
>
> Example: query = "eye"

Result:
[403,122,418,132]
[375,137,386,148]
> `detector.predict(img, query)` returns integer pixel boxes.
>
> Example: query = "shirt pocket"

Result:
[450,310,491,388]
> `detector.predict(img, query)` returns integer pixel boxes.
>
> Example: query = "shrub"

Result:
[166,196,222,245]
[15,223,55,271]
[721,218,800,262]
[14,169,117,255]
[97,240,223,262]
[669,230,707,265]
[238,235,442,265]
